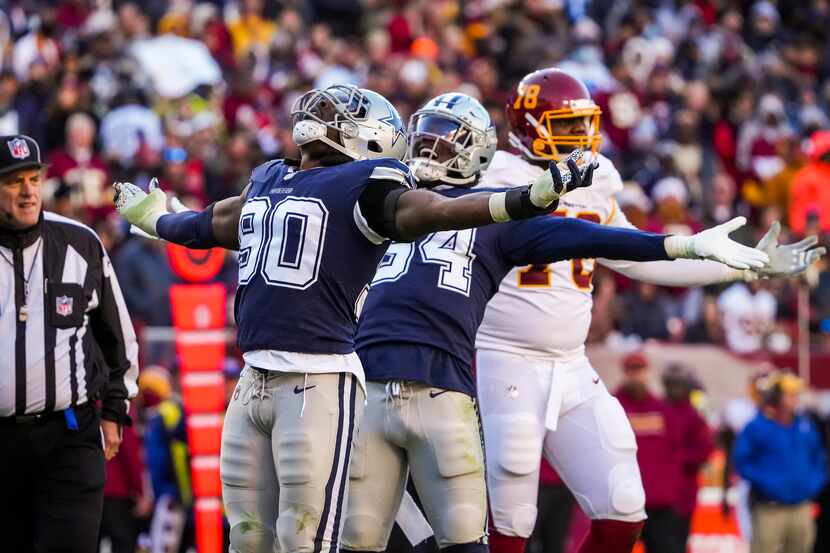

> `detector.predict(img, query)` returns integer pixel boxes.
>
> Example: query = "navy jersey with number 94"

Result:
[234,157,413,355]
[356,186,670,396]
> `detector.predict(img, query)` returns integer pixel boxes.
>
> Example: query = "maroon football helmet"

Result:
[506,68,602,161]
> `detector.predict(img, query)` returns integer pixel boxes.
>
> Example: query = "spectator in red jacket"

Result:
[615,352,684,553]
[662,364,715,550]
[99,404,152,553]
[46,112,111,222]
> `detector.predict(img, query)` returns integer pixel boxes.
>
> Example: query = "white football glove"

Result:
[664,216,769,270]
[744,221,826,279]
[114,178,188,239]
[528,149,597,208]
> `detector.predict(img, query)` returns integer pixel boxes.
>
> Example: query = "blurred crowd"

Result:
[4,0,830,551]
[0,0,825,358]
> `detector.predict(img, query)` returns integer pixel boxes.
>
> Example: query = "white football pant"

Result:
[342,380,488,550]
[220,367,364,553]
[475,350,647,538]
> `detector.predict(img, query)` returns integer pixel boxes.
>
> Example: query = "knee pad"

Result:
[230,520,275,553]
[573,461,644,521]
[607,462,646,520]
[341,514,388,551]
[494,414,543,476]
[276,508,323,553]
[568,394,644,521]
[503,504,537,539]
[488,498,536,539]
[438,503,487,546]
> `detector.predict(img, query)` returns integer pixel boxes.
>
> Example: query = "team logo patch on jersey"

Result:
[56,295,73,317]
[7,138,29,159]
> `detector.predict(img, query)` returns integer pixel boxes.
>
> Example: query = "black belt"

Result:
[0,402,91,426]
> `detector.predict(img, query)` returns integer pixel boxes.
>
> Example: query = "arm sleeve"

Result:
[598,203,743,285]
[498,215,671,267]
[355,179,410,243]
[809,422,829,496]
[732,424,761,484]
[89,243,139,426]
[156,204,219,249]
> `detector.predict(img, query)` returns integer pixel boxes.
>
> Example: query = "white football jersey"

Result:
[476,150,624,359]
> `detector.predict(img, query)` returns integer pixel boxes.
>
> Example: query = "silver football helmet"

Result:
[407,93,497,186]
[290,84,407,161]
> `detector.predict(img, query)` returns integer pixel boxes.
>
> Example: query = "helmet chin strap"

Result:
[508,131,553,163]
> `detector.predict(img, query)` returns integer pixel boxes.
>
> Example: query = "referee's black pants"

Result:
[0,402,105,553]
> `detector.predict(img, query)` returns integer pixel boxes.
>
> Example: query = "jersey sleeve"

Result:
[497,216,672,267]
[353,159,414,244]
[597,205,742,285]
[366,159,415,189]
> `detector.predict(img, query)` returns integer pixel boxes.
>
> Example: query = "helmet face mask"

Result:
[409,112,475,183]
[291,84,406,161]
[534,109,601,160]
[507,69,602,163]
[407,93,497,187]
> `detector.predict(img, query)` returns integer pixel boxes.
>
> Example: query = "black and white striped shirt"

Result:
[0,211,138,422]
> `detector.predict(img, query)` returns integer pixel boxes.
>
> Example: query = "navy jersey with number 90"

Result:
[234,157,413,355]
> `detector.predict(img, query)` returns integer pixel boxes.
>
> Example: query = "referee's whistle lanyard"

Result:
[0,235,41,322]
[0,213,43,320]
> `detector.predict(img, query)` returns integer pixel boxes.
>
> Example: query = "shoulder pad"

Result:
[250,159,284,183]
[365,158,414,188]
[592,154,624,197]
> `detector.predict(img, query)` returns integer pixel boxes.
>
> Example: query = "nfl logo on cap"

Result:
[56,295,73,317]
[7,138,30,159]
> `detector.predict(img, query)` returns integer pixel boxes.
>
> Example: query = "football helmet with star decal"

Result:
[407,93,497,187]
[291,84,407,161]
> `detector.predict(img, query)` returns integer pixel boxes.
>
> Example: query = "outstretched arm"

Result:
[114,180,249,250]
[601,209,824,283]
[390,152,595,240]
[501,215,769,270]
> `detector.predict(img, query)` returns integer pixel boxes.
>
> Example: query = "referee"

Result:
[0,135,139,552]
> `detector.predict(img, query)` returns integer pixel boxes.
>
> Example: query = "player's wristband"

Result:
[663,235,696,259]
[489,187,557,223]
[156,204,219,249]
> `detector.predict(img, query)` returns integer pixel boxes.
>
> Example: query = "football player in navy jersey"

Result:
[340,93,770,553]
[112,84,602,553]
